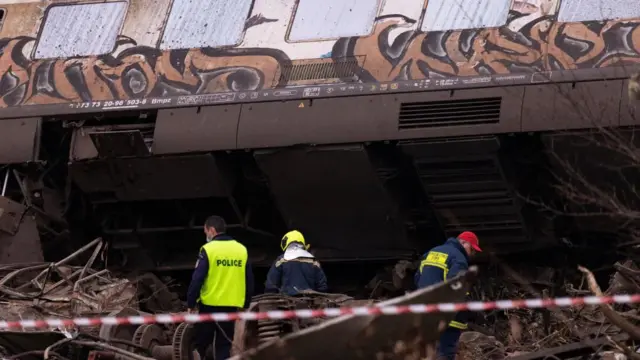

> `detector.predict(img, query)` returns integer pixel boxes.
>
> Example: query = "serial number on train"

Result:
[68,99,148,109]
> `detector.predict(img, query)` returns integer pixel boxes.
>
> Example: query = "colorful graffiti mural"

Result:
[0,37,291,107]
[333,15,640,81]
[0,0,638,112]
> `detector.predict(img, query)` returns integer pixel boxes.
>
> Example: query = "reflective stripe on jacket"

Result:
[265,255,328,295]
[199,239,248,307]
[416,238,470,330]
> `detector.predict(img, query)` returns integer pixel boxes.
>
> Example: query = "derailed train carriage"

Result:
[2,0,639,359]
[0,0,638,304]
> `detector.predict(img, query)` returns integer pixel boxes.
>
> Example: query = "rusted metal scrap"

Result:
[0,330,68,358]
[231,266,478,360]
[0,237,199,359]
[233,290,368,353]
[366,260,417,299]
[0,238,136,326]
[0,195,45,264]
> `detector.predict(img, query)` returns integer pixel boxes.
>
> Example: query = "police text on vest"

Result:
[216,259,243,267]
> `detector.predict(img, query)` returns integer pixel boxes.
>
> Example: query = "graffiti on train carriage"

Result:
[0,37,291,107]
[332,16,640,82]
[0,0,639,108]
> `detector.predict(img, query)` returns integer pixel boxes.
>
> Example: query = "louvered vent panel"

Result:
[279,57,360,82]
[399,97,502,130]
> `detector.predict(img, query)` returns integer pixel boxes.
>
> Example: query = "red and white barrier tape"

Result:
[2,294,639,330]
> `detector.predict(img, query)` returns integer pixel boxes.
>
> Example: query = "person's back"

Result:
[265,231,328,295]
[187,216,254,360]
[416,238,469,289]
[416,232,481,360]
[199,238,248,307]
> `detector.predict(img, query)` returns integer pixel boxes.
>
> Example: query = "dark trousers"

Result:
[436,327,462,360]
[195,305,238,360]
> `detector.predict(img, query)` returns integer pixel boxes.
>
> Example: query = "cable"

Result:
[44,338,73,359]
[77,333,151,355]
[6,350,71,360]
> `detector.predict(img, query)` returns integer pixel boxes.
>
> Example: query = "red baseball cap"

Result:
[458,231,482,252]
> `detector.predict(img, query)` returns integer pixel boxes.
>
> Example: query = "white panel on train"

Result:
[288,0,380,41]
[34,2,127,59]
[379,0,424,22]
[558,0,640,22]
[421,0,510,31]
[160,0,252,50]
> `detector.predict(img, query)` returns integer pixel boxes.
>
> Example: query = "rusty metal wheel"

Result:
[133,323,164,350]
[172,322,197,360]
[98,309,140,351]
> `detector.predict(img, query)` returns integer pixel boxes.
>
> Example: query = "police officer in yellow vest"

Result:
[187,216,254,360]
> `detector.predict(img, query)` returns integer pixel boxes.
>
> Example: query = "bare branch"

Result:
[578,266,640,341]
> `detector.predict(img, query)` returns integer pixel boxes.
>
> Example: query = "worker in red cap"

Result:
[415,231,481,360]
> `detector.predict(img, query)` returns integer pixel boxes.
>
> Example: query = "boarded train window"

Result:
[421,0,510,31]
[34,2,127,59]
[288,0,380,42]
[558,0,640,22]
[160,0,252,50]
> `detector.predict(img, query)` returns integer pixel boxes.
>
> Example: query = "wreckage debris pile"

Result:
[457,260,640,360]
[0,238,183,330]
[0,266,183,326]
[233,291,374,354]
[0,239,191,359]
[0,238,140,330]
[0,262,136,325]
[6,242,640,360]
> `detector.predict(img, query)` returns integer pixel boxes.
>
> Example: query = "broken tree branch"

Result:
[578,265,640,341]
[607,335,640,360]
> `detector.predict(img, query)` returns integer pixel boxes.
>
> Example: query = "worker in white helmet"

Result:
[265,230,328,295]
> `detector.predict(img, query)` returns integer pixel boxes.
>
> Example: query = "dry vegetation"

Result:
[452,71,640,359]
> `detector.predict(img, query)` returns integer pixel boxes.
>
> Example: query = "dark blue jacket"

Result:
[265,255,328,295]
[187,234,254,309]
[416,238,470,329]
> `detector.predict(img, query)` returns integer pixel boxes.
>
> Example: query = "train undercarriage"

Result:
[0,100,635,277]
[0,79,637,291]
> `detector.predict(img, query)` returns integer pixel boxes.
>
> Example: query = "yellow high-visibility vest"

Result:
[199,240,248,307]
